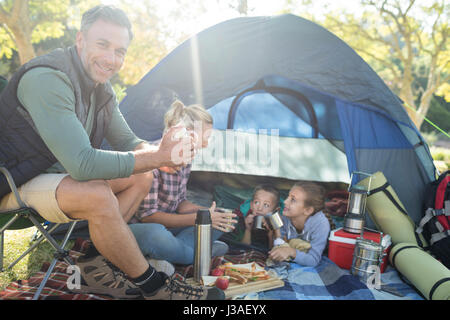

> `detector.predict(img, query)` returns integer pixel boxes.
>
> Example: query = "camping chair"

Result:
[0,164,78,300]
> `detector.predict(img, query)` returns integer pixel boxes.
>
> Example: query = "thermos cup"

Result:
[253,215,265,230]
[265,211,284,230]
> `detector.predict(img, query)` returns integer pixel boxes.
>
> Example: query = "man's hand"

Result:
[133,126,196,174]
[209,201,238,232]
[159,126,196,167]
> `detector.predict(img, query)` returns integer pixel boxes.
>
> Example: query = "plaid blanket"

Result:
[0,239,267,300]
[0,239,423,300]
[257,256,424,300]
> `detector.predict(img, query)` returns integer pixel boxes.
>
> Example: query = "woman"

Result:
[128,100,237,266]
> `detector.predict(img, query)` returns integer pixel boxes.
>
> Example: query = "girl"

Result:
[268,182,330,267]
[128,100,237,266]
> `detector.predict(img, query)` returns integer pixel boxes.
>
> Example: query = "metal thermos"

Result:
[193,209,212,282]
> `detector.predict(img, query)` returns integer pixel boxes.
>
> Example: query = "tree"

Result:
[0,0,35,65]
[316,0,449,130]
[0,0,86,67]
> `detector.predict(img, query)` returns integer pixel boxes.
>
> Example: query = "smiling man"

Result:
[76,16,129,84]
[0,5,224,300]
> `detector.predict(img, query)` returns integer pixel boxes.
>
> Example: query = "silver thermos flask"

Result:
[193,209,212,282]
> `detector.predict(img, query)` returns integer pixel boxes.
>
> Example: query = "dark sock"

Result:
[131,265,165,294]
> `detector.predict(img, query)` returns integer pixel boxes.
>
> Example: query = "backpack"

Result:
[416,170,450,269]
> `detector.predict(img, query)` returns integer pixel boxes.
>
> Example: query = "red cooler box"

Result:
[328,228,391,272]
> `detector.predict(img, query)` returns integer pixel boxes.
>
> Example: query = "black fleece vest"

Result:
[0,46,115,198]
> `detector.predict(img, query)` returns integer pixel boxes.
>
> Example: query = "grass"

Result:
[430,146,450,171]
[0,227,74,292]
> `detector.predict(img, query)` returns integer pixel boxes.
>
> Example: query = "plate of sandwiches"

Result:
[222,262,271,284]
[201,262,271,286]
[194,262,284,298]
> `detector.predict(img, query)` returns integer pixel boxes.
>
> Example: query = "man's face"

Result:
[76,19,130,84]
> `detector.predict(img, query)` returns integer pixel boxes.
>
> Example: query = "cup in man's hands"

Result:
[215,208,235,232]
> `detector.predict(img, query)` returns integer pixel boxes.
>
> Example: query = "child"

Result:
[224,184,282,250]
[268,181,330,267]
[128,100,237,266]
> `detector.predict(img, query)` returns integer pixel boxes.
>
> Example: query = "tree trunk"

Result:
[9,25,36,65]
[416,91,434,130]
[398,69,418,126]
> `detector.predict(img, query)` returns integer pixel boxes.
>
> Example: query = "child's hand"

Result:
[268,246,296,262]
[244,213,256,230]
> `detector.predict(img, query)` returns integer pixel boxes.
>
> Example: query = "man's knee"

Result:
[86,180,118,209]
[57,178,119,220]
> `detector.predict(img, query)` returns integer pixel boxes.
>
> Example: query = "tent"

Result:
[118,14,436,228]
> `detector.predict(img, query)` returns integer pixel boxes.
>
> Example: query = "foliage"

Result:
[0,0,94,70]
[112,82,127,103]
[27,0,71,43]
[421,95,450,133]
[114,0,212,85]
[430,146,450,171]
[113,1,168,85]
[0,27,15,59]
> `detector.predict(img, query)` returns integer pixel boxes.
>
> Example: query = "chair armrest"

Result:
[0,165,26,208]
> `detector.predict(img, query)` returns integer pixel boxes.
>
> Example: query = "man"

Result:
[0,5,223,300]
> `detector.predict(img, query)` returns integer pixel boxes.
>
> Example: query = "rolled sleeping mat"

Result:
[390,243,450,300]
[357,171,427,246]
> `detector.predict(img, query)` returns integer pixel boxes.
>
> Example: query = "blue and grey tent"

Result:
[119,14,436,227]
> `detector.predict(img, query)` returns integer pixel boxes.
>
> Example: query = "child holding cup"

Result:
[269,182,330,267]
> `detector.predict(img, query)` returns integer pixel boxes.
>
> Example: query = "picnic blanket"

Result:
[0,238,423,300]
[0,239,266,300]
[257,257,424,300]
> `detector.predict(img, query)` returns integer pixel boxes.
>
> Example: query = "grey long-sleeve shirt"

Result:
[279,211,331,267]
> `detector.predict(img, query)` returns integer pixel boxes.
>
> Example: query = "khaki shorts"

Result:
[0,173,75,224]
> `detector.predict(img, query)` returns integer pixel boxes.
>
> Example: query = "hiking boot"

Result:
[71,255,140,299]
[143,273,225,300]
[147,258,175,277]
[212,240,229,257]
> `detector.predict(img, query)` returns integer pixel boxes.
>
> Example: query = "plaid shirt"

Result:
[130,164,191,223]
